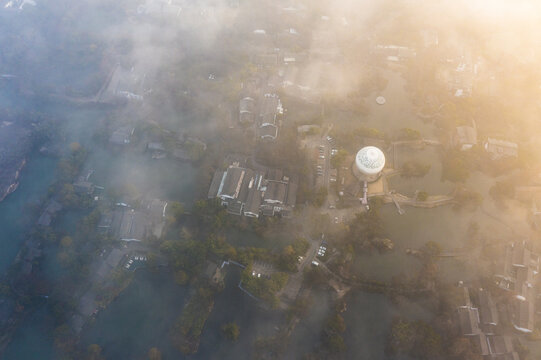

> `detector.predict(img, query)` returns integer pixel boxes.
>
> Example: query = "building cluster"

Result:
[495,242,539,334]
[239,81,284,141]
[455,241,540,359]
[100,65,146,104]
[457,287,519,359]
[146,134,207,161]
[98,198,168,241]
[450,58,475,98]
[208,161,297,218]
[372,44,416,63]
[251,34,343,104]
[452,124,518,159]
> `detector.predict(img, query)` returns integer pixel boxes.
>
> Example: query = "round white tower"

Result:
[353,146,385,182]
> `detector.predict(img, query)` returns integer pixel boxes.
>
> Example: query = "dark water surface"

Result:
[0,153,57,273]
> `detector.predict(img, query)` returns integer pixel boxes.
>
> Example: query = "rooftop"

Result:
[478,289,498,327]
[218,166,245,200]
[263,181,288,204]
[485,138,518,158]
[454,126,477,146]
[457,306,480,336]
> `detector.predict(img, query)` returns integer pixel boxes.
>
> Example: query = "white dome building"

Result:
[353,146,385,182]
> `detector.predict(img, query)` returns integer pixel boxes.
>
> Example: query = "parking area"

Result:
[307,133,337,191]
[123,252,148,271]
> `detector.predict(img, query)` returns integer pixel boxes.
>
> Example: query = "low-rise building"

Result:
[73,181,94,195]
[513,300,534,333]
[452,125,477,151]
[260,124,278,140]
[239,97,256,124]
[487,336,519,360]
[484,138,518,159]
[458,305,481,336]
[258,93,283,141]
[99,199,167,242]
[479,288,498,334]
[110,126,135,145]
[147,142,167,158]
[252,53,278,67]
[142,198,168,238]
[297,124,321,134]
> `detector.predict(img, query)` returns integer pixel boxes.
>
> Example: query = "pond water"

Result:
[81,267,282,360]
[3,305,56,360]
[284,289,333,359]
[343,291,429,360]
[82,269,190,359]
[388,145,454,197]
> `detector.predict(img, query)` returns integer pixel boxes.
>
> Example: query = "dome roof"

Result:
[355,146,385,175]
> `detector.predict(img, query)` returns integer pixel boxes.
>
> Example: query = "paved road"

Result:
[279,236,321,305]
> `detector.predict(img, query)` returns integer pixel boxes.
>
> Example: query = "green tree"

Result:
[489,180,515,201]
[325,334,345,353]
[86,344,104,360]
[420,241,442,258]
[327,314,346,333]
[168,201,185,223]
[60,236,73,248]
[313,187,328,207]
[221,322,240,341]
[395,128,421,141]
[59,183,78,207]
[174,270,189,285]
[417,191,428,201]
[330,149,348,169]
[148,347,162,360]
